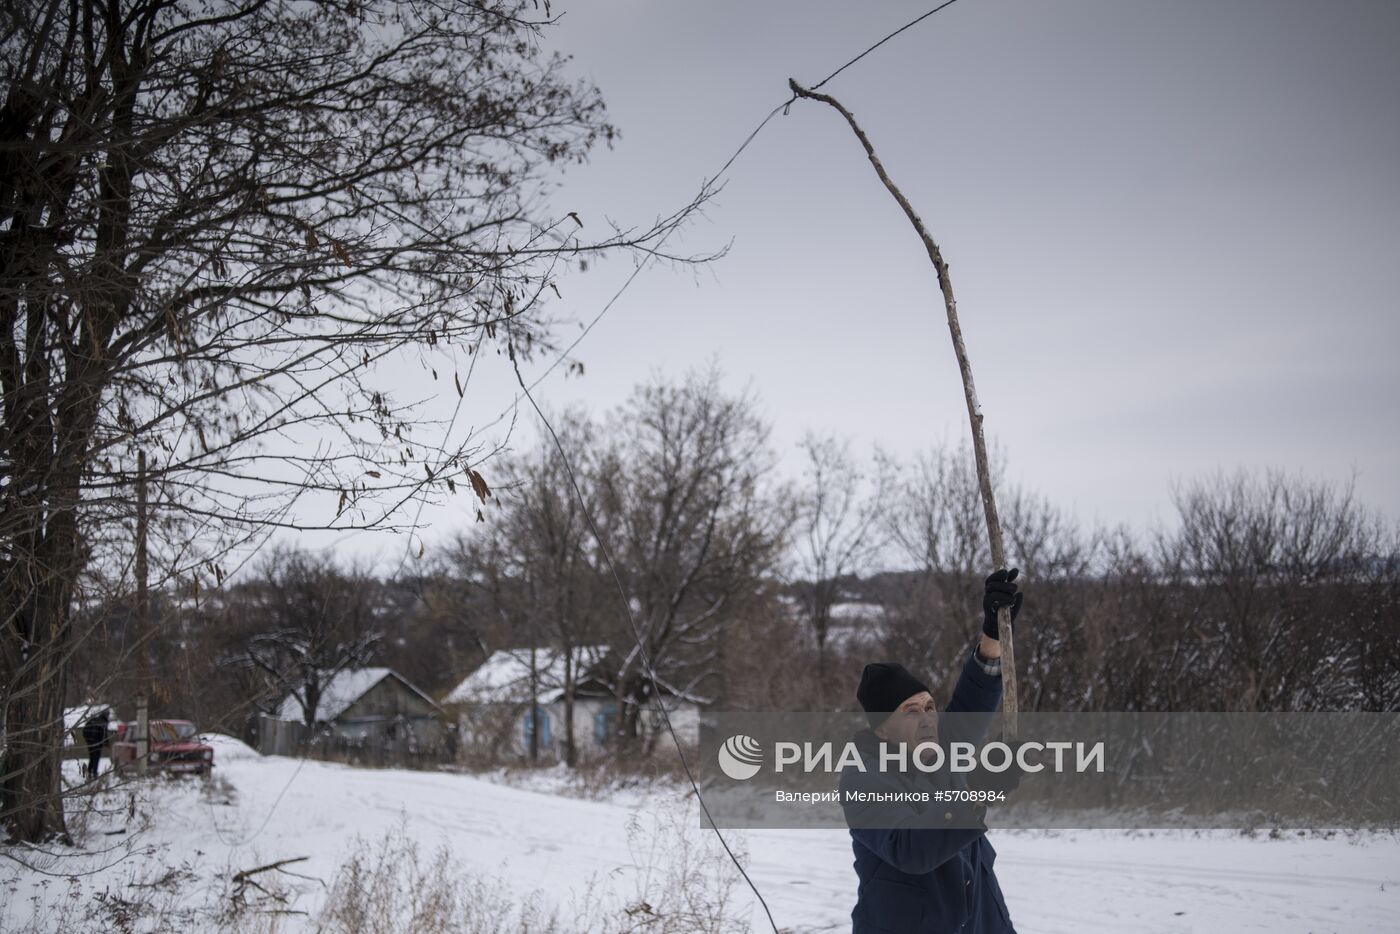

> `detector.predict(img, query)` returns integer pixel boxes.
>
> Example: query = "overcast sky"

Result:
[318,0,1400,571]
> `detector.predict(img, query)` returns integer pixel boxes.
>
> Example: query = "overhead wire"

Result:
[808,0,966,93]
[491,4,973,930]
[185,0,973,916]
[507,346,782,932]
[470,0,968,446]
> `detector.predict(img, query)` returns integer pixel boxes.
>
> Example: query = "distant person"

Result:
[82,709,110,780]
[841,569,1024,934]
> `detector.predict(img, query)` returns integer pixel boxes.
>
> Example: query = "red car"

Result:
[112,719,215,776]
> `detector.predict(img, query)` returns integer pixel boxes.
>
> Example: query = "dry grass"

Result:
[315,800,751,934]
[317,827,560,934]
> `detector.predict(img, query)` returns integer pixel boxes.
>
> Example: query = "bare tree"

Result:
[593,370,787,747]
[998,484,1103,712]
[888,442,999,581]
[445,512,550,762]
[224,547,383,729]
[456,411,608,765]
[1046,470,1400,714]
[878,442,1103,710]
[880,442,1000,683]
[510,415,610,766]
[1160,469,1397,711]
[1,0,706,840]
[374,569,491,703]
[791,433,891,696]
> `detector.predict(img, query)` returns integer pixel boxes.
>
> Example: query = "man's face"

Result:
[876,691,938,746]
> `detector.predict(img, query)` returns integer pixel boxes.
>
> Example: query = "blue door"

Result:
[523,707,551,749]
[593,705,618,745]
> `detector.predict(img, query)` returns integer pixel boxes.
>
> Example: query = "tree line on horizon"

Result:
[68,368,1400,770]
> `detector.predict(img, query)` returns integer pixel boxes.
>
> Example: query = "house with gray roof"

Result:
[260,667,445,760]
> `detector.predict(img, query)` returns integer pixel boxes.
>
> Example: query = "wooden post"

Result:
[136,450,148,648]
[790,80,1019,736]
[135,452,153,771]
[135,695,149,776]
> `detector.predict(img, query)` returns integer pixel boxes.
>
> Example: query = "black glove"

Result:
[981,568,1023,640]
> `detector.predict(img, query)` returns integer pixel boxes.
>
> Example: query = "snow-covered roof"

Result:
[276,667,437,723]
[442,646,609,706]
[829,601,884,621]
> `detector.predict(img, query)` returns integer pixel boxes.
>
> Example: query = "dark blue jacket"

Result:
[840,648,1015,934]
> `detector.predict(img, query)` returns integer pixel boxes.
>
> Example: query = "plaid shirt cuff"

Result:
[974,645,1002,678]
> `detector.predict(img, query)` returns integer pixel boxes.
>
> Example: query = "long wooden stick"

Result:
[790,80,1018,736]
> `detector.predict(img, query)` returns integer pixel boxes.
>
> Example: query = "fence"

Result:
[256,714,307,757]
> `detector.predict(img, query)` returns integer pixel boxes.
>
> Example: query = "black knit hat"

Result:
[856,662,930,727]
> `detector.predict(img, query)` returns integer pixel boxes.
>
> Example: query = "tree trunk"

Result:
[303,680,321,730]
[2,468,85,843]
[563,648,579,768]
[527,647,539,763]
[812,579,835,702]
[615,677,643,752]
[1,675,69,844]
[1,598,72,844]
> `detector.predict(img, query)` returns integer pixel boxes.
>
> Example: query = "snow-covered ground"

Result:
[2,739,1397,932]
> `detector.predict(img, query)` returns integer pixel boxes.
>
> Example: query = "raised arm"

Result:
[942,570,1024,742]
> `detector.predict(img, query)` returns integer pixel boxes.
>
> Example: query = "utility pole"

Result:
[135,695,149,777]
[136,450,148,650]
[135,451,150,775]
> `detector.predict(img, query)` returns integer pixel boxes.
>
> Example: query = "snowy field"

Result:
[2,737,1397,932]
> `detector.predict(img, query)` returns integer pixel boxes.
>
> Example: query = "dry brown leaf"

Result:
[468,468,491,504]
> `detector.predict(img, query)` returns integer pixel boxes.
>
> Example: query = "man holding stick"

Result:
[840,569,1024,934]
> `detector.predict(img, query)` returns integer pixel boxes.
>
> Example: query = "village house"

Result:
[260,667,446,760]
[442,646,703,761]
